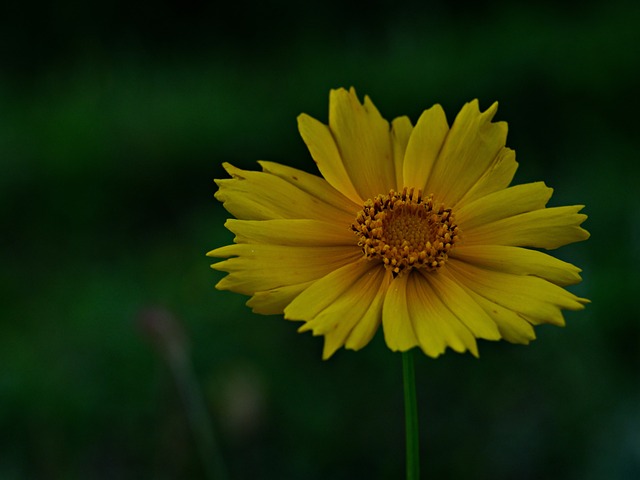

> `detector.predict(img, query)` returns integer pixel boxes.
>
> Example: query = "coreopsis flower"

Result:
[208,88,589,359]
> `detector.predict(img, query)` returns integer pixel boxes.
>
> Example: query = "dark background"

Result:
[1,1,638,478]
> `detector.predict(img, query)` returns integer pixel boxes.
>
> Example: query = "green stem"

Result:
[402,349,420,480]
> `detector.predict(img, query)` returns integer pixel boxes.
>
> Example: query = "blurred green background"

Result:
[1,0,638,478]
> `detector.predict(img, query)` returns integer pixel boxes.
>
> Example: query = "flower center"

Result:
[351,188,459,276]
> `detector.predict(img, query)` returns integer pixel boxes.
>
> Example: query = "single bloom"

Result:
[208,88,589,359]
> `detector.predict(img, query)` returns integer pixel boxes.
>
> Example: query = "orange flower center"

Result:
[352,188,459,277]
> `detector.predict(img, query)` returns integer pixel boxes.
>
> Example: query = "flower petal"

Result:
[424,269,501,341]
[328,88,395,199]
[402,104,449,191]
[284,258,377,321]
[391,116,413,190]
[382,272,420,351]
[456,182,553,231]
[461,288,536,344]
[344,272,391,352]
[225,219,355,246]
[425,100,508,206]
[451,245,583,286]
[215,163,351,222]
[447,259,588,327]
[296,265,389,359]
[247,281,314,315]
[406,272,479,357]
[456,147,518,206]
[259,160,361,216]
[462,205,590,250]
[209,244,360,295]
[297,113,362,204]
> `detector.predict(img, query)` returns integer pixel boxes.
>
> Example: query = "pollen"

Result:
[352,187,460,277]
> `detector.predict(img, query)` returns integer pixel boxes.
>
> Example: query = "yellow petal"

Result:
[391,116,413,190]
[284,258,377,321]
[402,104,449,192]
[406,272,479,357]
[456,147,519,206]
[328,88,396,199]
[463,289,536,344]
[209,244,360,295]
[425,269,501,341]
[247,281,314,315]
[462,205,590,250]
[225,219,355,246]
[382,272,420,351]
[456,182,553,231]
[447,259,587,327]
[451,245,583,286]
[425,100,508,206]
[215,163,350,222]
[344,271,392,352]
[297,113,362,204]
[259,160,361,215]
[296,265,388,359]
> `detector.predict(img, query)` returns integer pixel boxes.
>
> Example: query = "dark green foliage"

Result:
[1,1,638,478]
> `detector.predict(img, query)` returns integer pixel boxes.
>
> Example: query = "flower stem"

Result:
[402,349,420,480]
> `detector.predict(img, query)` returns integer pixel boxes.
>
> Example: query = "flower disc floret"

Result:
[352,187,459,276]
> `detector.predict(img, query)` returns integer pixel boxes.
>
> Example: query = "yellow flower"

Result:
[208,88,589,359]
